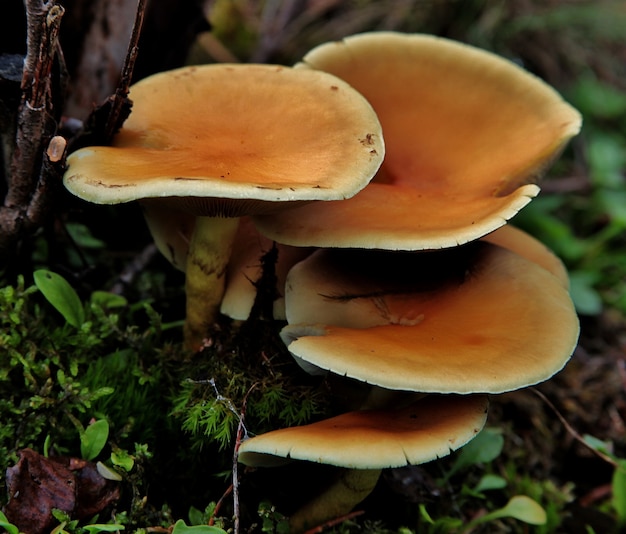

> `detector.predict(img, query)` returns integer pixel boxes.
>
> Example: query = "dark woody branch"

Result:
[0,0,64,256]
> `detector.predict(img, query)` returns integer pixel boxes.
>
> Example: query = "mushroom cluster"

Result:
[64,63,384,350]
[233,33,581,530]
[62,31,582,531]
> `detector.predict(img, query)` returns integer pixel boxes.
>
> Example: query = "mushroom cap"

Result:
[254,32,582,249]
[238,394,489,469]
[482,224,569,288]
[281,242,579,394]
[63,64,384,216]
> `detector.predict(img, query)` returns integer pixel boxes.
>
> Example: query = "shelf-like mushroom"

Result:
[281,242,579,393]
[254,32,582,250]
[239,394,489,532]
[64,64,384,349]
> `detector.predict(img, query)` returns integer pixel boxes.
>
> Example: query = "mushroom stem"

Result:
[184,215,240,351]
[288,468,382,533]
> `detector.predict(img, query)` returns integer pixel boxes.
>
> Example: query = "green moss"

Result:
[170,319,330,454]
[0,275,178,505]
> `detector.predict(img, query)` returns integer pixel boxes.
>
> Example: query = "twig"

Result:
[302,510,365,534]
[208,483,233,526]
[102,0,147,143]
[233,382,258,534]
[108,242,159,295]
[530,388,619,468]
[72,0,147,150]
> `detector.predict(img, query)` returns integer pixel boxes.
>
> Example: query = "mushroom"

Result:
[482,224,569,288]
[253,32,582,250]
[239,394,489,532]
[220,217,312,321]
[63,64,384,350]
[280,242,579,393]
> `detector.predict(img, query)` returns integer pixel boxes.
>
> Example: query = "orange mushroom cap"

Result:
[64,64,384,214]
[482,224,569,288]
[281,242,579,394]
[238,394,489,469]
[254,32,582,249]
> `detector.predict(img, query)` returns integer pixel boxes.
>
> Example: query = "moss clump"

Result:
[170,318,330,454]
[0,275,177,506]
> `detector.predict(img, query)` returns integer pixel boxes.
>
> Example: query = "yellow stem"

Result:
[183,216,239,351]
[289,468,382,533]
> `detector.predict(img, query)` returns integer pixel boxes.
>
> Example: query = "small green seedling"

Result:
[80,419,110,461]
[463,495,547,531]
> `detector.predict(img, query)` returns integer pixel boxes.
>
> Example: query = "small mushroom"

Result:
[280,242,579,393]
[254,32,582,250]
[220,217,312,321]
[239,394,489,532]
[64,64,384,350]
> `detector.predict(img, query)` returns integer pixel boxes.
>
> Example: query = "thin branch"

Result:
[531,388,619,468]
[108,242,158,296]
[233,383,258,534]
[72,0,147,150]
[303,510,365,534]
[102,0,147,143]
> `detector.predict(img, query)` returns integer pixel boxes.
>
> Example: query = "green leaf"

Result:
[569,271,603,316]
[583,434,613,455]
[33,269,84,327]
[171,519,227,534]
[65,222,106,249]
[474,474,508,493]
[90,291,128,309]
[81,419,109,461]
[418,504,435,525]
[612,460,626,525]
[570,74,626,120]
[188,506,205,526]
[495,495,547,525]
[111,449,135,472]
[82,525,125,534]
[445,428,504,481]
[0,511,20,534]
[465,495,547,531]
[588,135,626,189]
